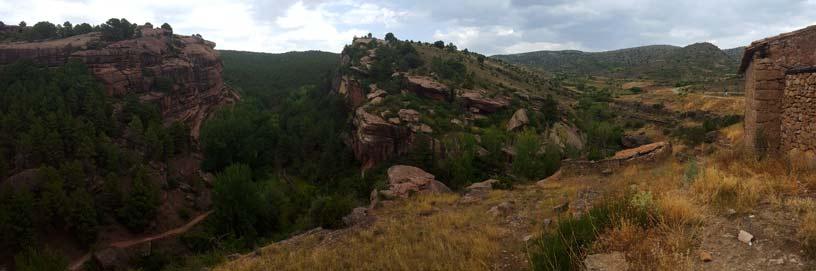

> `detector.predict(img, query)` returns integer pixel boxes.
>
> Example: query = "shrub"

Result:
[800,212,816,258]
[308,195,354,229]
[14,246,68,271]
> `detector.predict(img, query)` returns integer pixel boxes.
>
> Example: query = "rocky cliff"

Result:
[0,26,239,138]
[333,37,582,170]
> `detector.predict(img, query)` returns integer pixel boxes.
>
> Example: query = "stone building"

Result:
[741,25,816,162]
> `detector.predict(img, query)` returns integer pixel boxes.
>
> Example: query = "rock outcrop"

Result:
[0,26,239,138]
[459,90,510,113]
[405,75,450,101]
[507,108,530,131]
[372,165,451,201]
[560,141,672,176]
[349,108,414,170]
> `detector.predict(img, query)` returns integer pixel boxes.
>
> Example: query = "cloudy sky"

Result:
[2,0,816,55]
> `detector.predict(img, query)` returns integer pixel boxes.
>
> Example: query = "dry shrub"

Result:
[658,192,704,226]
[799,212,816,258]
[690,167,792,211]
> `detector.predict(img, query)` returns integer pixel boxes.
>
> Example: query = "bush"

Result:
[800,212,816,258]
[117,167,160,232]
[14,246,68,271]
[100,18,137,41]
[308,195,354,229]
[512,130,561,181]
[529,197,658,270]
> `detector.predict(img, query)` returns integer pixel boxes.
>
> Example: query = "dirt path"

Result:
[68,211,212,270]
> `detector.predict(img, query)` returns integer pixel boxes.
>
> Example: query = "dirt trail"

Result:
[68,211,212,270]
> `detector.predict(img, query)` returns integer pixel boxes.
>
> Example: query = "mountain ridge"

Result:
[492,42,745,82]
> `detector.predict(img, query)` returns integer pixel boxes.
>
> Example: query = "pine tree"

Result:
[117,167,159,232]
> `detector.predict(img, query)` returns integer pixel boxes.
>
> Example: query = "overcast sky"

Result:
[2,0,816,55]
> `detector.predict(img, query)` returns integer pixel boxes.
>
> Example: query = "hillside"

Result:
[219,50,339,108]
[493,43,743,82]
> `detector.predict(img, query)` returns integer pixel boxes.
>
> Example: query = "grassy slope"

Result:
[492,43,744,83]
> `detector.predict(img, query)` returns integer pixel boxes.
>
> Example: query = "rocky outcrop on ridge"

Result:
[0,26,239,138]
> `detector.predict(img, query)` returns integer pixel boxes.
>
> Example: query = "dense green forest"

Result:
[0,60,191,269]
[219,50,339,108]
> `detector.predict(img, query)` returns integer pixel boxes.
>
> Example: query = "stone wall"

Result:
[781,71,816,164]
[741,25,816,154]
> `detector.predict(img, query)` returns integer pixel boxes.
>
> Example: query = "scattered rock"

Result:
[506,108,529,131]
[726,208,737,216]
[699,250,713,262]
[584,252,629,271]
[542,218,552,227]
[536,170,561,187]
[369,189,380,209]
[342,207,371,227]
[601,168,613,175]
[450,119,463,126]
[459,90,510,113]
[738,230,754,245]
[487,201,515,217]
[523,234,535,242]
[466,179,499,192]
[404,76,450,101]
[769,257,784,265]
[366,89,387,100]
[387,117,401,125]
[398,109,421,122]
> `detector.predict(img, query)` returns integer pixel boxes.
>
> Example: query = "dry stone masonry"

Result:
[741,25,816,161]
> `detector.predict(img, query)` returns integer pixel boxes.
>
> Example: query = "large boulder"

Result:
[383,165,451,198]
[459,90,510,113]
[506,108,530,131]
[404,76,450,101]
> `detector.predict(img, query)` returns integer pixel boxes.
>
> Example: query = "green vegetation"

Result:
[572,86,623,160]
[219,50,339,108]
[494,43,743,83]
[0,18,149,42]
[0,61,187,260]
[529,196,659,271]
[14,246,68,271]
[512,130,561,181]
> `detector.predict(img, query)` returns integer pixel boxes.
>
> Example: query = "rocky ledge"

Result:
[0,26,239,139]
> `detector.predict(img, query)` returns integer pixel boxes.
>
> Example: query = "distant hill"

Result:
[492,43,744,82]
[219,50,339,107]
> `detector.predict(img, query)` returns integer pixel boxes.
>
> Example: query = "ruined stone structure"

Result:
[741,25,816,158]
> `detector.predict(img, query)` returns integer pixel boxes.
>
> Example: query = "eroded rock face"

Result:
[459,90,510,113]
[349,108,414,170]
[0,27,239,139]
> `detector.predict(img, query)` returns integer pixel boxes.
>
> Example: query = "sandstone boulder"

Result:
[507,108,529,131]
[405,76,450,101]
[385,165,451,198]
[459,90,510,113]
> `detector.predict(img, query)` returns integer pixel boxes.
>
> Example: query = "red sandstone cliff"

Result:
[0,26,239,139]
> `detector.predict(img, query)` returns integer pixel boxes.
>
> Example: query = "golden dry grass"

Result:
[799,212,816,257]
[216,193,507,271]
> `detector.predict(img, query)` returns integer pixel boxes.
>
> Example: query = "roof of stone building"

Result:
[739,25,816,73]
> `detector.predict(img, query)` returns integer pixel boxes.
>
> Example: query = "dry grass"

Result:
[216,193,507,271]
[799,212,816,257]
[658,192,705,227]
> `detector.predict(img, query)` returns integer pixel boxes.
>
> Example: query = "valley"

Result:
[0,11,815,271]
